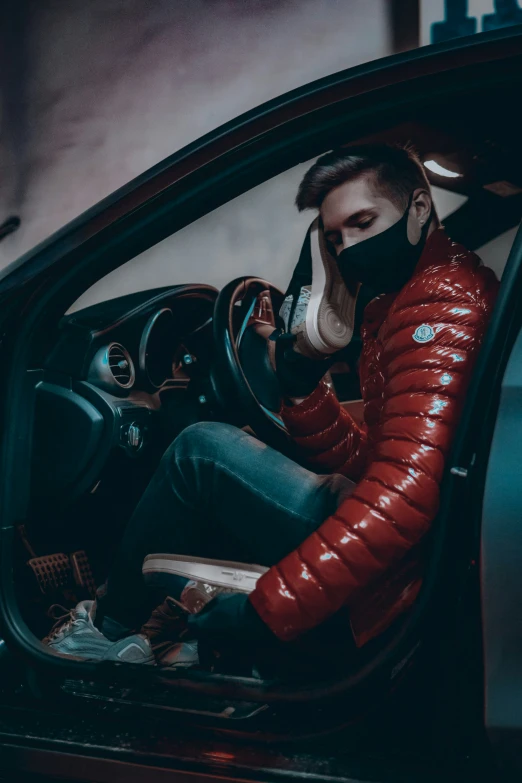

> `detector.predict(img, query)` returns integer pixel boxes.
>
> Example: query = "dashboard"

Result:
[86,306,199,395]
[31,284,218,506]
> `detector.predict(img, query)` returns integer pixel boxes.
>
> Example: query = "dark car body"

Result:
[1,26,522,783]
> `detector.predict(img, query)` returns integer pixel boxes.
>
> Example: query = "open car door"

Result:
[482,223,522,778]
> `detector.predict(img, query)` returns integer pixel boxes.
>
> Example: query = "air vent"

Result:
[108,343,134,388]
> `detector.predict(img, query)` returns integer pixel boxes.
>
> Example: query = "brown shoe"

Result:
[141,597,189,655]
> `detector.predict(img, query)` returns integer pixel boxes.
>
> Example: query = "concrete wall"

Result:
[0,0,392,307]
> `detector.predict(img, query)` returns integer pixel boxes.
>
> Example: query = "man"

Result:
[45,144,498,669]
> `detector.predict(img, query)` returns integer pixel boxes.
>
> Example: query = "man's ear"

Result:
[412,188,432,224]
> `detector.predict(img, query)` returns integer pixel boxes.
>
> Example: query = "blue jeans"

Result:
[97,422,355,645]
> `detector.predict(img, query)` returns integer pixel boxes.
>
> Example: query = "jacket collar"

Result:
[414,226,461,275]
[361,228,460,336]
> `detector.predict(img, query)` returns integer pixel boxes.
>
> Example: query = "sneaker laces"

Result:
[141,597,189,654]
[43,604,83,643]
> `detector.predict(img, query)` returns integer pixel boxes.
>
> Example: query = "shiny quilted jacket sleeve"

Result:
[250,257,498,641]
[279,384,368,481]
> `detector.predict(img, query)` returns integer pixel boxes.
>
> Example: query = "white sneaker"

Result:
[281,218,359,358]
[44,601,155,664]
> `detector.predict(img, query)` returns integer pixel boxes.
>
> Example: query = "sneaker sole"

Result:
[143,554,268,593]
[299,219,359,358]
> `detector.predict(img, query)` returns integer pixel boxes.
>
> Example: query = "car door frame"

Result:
[481,242,522,777]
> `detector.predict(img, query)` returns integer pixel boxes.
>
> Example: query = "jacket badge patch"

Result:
[412,324,435,343]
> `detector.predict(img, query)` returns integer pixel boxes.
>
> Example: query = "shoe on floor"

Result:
[281,217,359,358]
[141,596,199,669]
[141,596,190,655]
[44,600,154,664]
[141,584,213,659]
[158,641,199,669]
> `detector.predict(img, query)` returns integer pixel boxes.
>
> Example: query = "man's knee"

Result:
[165,421,243,465]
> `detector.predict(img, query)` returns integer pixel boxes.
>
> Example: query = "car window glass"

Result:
[431,185,467,220]
[68,161,315,314]
[476,225,520,280]
[67,172,517,315]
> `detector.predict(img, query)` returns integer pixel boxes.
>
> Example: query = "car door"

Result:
[481,222,522,778]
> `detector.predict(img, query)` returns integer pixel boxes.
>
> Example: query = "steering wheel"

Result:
[212,277,299,458]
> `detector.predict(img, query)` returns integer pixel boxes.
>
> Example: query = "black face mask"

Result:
[336,193,431,294]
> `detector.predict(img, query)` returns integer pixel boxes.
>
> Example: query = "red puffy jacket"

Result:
[249,228,499,646]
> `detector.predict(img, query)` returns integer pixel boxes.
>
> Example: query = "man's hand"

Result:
[271,330,337,399]
[246,289,276,329]
[242,290,337,400]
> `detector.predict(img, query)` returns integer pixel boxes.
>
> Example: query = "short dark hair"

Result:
[296,143,431,212]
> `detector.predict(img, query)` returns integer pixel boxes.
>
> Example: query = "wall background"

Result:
[0,0,391,277]
[2,1,518,311]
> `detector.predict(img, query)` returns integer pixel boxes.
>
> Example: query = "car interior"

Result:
[5,66,522,762]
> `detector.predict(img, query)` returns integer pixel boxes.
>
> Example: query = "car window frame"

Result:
[1,28,522,704]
